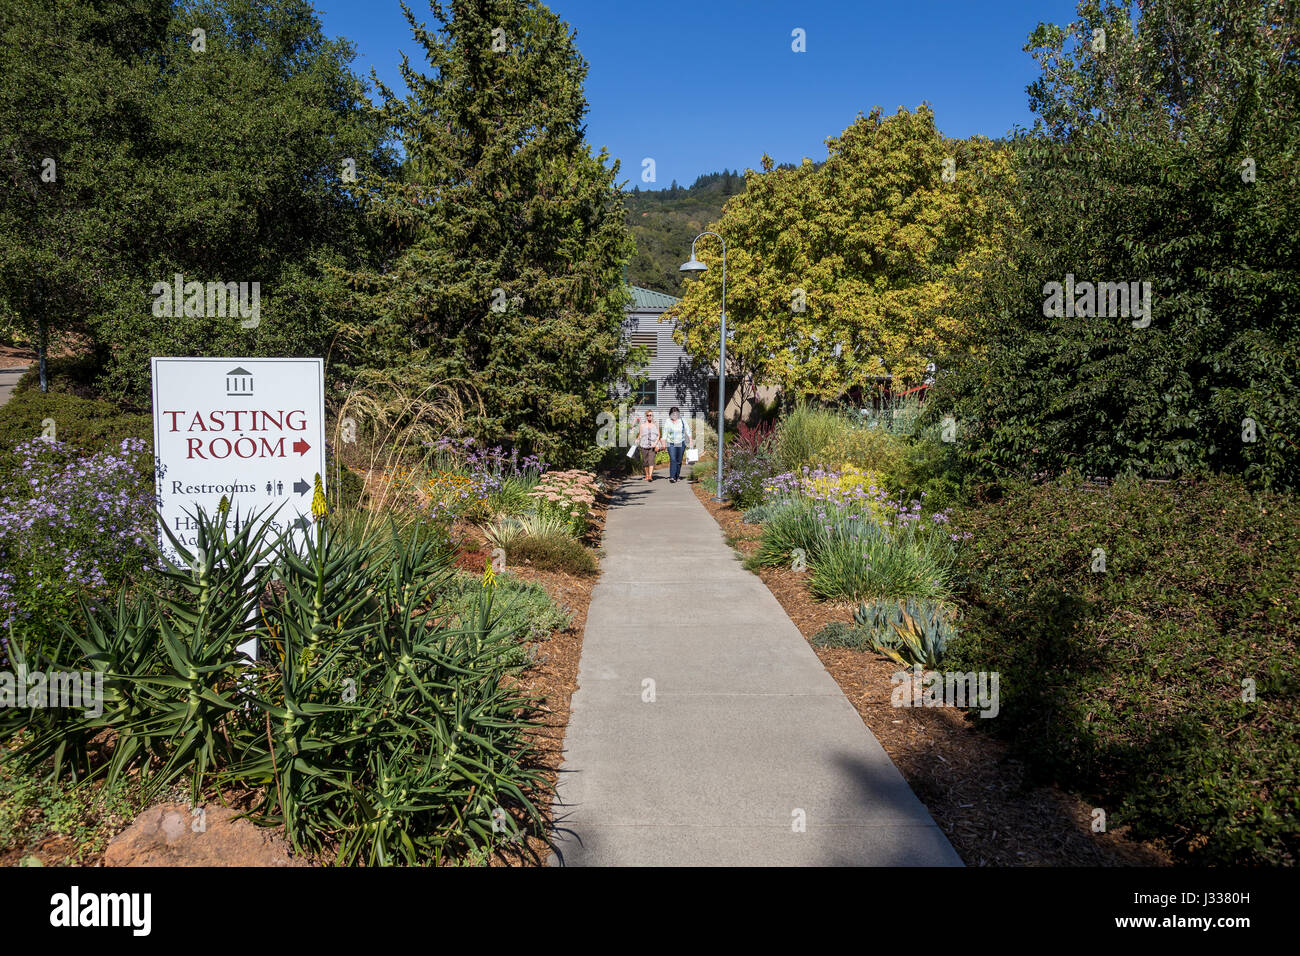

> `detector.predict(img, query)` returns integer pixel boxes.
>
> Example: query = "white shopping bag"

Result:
[685,448,699,463]
[626,442,638,459]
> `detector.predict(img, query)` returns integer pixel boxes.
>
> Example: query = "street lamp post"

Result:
[680,233,726,501]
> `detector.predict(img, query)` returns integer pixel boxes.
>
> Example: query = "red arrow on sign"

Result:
[293,439,311,456]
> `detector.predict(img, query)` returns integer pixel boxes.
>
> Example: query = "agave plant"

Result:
[484,515,527,551]
[855,597,957,669]
[230,515,548,864]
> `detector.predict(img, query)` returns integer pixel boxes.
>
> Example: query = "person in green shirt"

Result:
[662,407,694,483]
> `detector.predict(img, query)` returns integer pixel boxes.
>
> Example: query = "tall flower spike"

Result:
[311,473,328,522]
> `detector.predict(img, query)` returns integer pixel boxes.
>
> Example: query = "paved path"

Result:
[0,365,27,408]
[549,473,962,866]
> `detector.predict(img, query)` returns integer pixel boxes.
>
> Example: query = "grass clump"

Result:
[508,534,597,575]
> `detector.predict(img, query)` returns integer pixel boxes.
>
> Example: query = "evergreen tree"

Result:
[346,0,634,466]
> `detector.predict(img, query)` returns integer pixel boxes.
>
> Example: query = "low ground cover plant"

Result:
[945,474,1300,866]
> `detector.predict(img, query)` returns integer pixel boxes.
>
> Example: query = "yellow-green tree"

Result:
[669,105,1015,401]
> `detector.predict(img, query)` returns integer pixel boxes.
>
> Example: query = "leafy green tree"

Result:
[0,0,169,389]
[0,0,387,402]
[668,106,1015,402]
[342,0,634,467]
[942,0,1299,490]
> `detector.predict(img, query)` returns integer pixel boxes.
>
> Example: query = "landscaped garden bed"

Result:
[689,399,1298,866]
[0,389,622,867]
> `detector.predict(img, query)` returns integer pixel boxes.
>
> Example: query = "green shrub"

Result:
[771,402,913,484]
[12,355,104,400]
[858,392,925,437]
[327,459,366,511]
[774,403,850,472]
[891,425,967,508]
[508,533,597,575]
[444,571,569,648]
[720,446,774,509]
[0,389,151,486]
[823,423,907,477]
[742,503,777,524]
[946,474,1300,865]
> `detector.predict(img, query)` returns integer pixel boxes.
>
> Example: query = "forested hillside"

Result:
[624,169,745,295]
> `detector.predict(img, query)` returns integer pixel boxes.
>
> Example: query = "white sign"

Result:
[151,357,327,562]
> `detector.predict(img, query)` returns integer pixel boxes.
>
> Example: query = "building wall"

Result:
[618,309,709,419]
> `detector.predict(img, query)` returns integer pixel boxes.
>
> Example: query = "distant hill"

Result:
[623,170,745,296]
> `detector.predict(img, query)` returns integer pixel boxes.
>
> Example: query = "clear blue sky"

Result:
[315,0,1084,188]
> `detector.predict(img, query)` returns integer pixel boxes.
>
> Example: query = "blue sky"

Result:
[315,0,1084,188]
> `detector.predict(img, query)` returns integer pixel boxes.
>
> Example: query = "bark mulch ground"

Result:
[689,477,1171,867]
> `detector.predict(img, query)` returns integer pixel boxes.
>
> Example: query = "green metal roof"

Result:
[627,285,680,311]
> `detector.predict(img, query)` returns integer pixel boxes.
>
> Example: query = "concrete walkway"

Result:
[549,473,962,866]
[0,365,27,408]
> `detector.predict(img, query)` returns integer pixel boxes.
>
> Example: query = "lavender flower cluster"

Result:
[0,437,156,633]
[420,437,550,525]
[430,436,547,478]
[764,466,972,542]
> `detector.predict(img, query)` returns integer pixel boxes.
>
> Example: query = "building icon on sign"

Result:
[226,367,253,396]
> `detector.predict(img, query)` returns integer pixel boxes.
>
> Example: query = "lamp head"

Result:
[679,256,707,273]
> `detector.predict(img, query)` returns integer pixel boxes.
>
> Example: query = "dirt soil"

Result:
[690,478,1172,867]
[0,345,34,369]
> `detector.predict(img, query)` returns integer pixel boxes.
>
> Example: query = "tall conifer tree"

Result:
[348,0,634,466]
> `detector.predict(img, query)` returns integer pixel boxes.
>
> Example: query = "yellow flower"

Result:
[482,556,497,591]
[311,473,328,522]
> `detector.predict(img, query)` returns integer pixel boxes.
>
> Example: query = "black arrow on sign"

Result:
[293,478,310,495]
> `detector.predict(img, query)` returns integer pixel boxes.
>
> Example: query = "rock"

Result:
[103,802,309,867]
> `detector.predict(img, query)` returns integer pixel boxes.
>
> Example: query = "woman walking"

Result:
[633,410,662,482]
[663,407,694,483]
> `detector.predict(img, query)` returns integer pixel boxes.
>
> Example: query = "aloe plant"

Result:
[13,502,552,865]
[855,597,957,668]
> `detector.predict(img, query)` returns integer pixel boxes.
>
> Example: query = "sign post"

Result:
[151,357,327,660]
